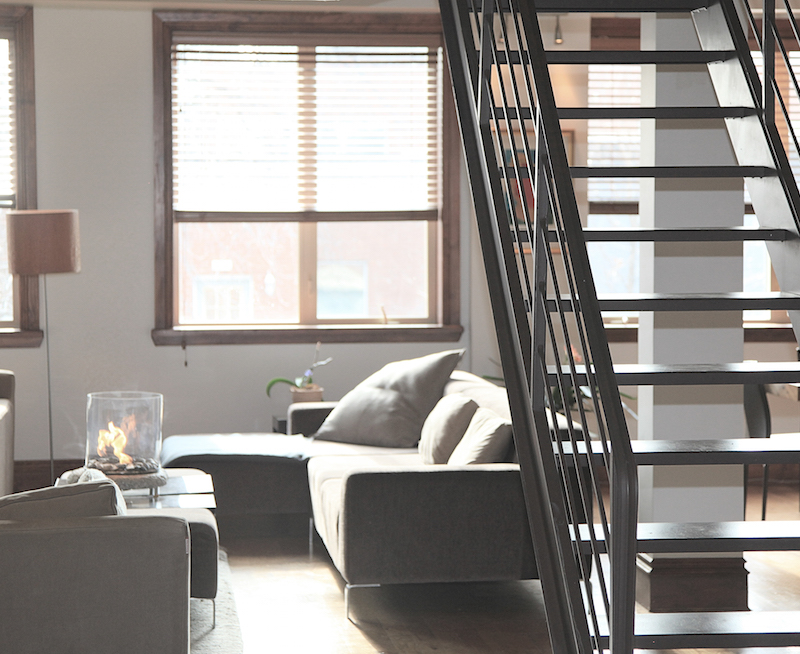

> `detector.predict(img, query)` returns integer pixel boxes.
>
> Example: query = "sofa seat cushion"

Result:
[308,453,422,572]
[308,454,536,585]
[161,433,417,517]
[313,349,465,448]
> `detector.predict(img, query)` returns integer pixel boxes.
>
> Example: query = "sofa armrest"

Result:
[0,515,190,654]
[335,464,536,585]
[287,401,338,436]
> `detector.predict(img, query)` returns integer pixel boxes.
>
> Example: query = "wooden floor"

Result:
[222,478,800,654]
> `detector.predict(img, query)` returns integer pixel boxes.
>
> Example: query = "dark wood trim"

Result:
[152,10,461,345]
[13,459,84,492]
[636,554,749,612]
[153,10,173,331]
[152,324,464,345]
[591,16,640,51]
[153,10,444,36]
[174,209,440,223]
[3,7,39,347]
[0,328,42,347]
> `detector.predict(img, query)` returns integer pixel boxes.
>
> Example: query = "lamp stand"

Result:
[43,274,55,484]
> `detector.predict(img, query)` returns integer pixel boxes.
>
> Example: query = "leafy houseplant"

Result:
[266,342,333,403]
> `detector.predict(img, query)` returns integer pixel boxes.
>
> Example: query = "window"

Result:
[152,12,461,345]
[0,7,39,347]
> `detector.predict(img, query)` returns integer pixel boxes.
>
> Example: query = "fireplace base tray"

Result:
[107,468,169,490]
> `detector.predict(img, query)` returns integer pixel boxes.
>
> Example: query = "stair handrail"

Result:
[438,0,639,653]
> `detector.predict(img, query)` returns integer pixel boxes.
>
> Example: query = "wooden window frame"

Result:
[152,10,462,346]
[0,6,40,348]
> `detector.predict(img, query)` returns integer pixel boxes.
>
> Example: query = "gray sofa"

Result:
[162,371,566,593]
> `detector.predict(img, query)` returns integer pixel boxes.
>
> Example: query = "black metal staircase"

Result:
[438,0,800,652]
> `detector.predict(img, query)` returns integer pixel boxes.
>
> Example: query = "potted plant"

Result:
[266,342,332,403]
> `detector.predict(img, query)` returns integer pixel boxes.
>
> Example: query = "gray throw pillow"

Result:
[419,393,478,464]
[0,479,126,520]
[314,349,465,447]
[447,407,513,465]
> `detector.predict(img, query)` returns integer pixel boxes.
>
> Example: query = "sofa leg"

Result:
[344,583,380,623]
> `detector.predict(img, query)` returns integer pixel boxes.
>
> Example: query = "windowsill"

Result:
[605,323,796,344]
[152,324,465,346]
[0,329,43,348]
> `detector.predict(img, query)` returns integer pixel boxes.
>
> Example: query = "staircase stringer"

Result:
[694,0,800,341]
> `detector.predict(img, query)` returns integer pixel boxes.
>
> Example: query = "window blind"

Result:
[171,43,442,214]
[0,37,16,323]
[587,63,641,203]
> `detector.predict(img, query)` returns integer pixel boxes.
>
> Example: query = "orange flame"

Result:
[97,420,133,466]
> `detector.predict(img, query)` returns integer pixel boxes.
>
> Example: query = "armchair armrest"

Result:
[336,464,536,585]
[0,515,190,654]
[287,401,337,436]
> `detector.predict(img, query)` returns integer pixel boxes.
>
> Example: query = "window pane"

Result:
[0,38,16,324]
[588,213,640,324]
[177,222,300,324]
[172,45,302,212]
[0,212,11,322]
[315,47,439,211]
[317,221,429,320]
[587,64,641,203]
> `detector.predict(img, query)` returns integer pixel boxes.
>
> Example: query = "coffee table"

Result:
[122,467,215,510]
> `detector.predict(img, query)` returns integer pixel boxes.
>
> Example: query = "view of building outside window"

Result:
[171,42,441,326]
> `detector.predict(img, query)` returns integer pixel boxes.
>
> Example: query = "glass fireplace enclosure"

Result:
[86,391,163,474]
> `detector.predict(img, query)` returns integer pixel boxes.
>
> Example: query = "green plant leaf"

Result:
[266,378,298,397]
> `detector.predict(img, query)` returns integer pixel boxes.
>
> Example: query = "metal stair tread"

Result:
[547,361,800,385]
[568,165,776,178]
[558,107,757,120]
[494,106,756,121]
[576,520,800,553]
[567,227,792,242]
[594,611,800,649]
[548,291,800,312]
[486,0,714,12]
[559,437,800,466]
[545,50,737,65]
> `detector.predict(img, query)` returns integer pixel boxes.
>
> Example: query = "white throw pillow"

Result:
[419,394,478,464]
[314,349,465,448]
[447,407,513,465]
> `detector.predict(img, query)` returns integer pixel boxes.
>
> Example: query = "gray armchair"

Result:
[0,481,191,653]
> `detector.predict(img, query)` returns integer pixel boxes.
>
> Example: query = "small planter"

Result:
[290,384,324,403]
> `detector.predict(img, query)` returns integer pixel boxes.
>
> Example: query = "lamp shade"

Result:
[6,210,80,275]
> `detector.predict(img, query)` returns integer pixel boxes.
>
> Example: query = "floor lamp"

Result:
[7,210,80,484]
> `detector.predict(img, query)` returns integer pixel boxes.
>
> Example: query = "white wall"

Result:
[4,4,798,465]
[2,0,495,462]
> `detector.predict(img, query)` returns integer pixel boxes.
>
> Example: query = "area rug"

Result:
[191,550,244,654]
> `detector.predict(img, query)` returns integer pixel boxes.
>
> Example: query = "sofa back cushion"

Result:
[447,408,513,465]
[419,394,479,464]
[0,479,125,520]
[314,349,465,448]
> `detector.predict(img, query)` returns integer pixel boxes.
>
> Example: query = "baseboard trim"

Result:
[13,459,84,492]
[636,553,749,612]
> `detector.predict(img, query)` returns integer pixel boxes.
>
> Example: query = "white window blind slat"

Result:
[172,43,441,214]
